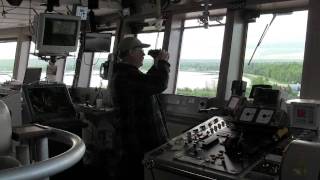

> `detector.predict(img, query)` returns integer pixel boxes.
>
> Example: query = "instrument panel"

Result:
[144,115,287,180]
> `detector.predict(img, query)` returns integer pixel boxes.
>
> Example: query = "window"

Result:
[0,41,16,83]
[176,18,226,97]
[90,36,115,88]
[137,32,164,72]
[28,42,47,80]
[63,44,79,86]
[243,11,308,100]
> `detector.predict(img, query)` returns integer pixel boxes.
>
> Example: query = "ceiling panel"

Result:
[0,0,121,29]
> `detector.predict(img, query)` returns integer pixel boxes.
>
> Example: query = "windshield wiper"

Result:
[248,14,277,65]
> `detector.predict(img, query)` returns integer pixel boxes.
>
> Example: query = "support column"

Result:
[300,0,320,99]
[216,9,248,101]
[55,58,66,82]
[13,35,31,82]
[163,14,184,94]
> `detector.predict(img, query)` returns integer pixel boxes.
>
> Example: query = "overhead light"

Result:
[6,0,23,6]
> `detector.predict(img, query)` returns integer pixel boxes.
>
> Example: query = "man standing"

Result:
[109,36,170,179]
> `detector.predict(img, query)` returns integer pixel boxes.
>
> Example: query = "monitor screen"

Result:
[43,18,79,46]
[293,105,315,125]
[228,96,240,110]
[23,84,76,121]
[33,13,81,54]
[24,68,42,84]
[84,33,112,52]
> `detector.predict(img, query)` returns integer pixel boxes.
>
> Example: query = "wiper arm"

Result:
[248,14,277,65]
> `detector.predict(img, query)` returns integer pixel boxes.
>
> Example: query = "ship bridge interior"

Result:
[1,0,320,179]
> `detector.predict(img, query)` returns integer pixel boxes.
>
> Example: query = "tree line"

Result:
[141,59,303,85]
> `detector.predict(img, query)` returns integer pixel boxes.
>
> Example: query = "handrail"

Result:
[0,127,86,180]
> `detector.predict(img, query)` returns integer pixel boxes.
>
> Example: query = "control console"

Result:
[144,116,287,179]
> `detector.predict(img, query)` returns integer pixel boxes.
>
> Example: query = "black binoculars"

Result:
[148,49,161,58]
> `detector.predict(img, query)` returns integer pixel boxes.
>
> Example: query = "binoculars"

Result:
[148,49,161,58]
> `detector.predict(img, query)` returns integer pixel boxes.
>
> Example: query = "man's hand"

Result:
[155,50,169,62]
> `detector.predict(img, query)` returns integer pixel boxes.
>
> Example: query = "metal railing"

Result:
[0,127,86,180]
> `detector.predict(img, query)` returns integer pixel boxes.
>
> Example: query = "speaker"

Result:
[88,0,99,9]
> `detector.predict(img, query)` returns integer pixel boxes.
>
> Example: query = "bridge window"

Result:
[28,42,47,80]
[243,10,308,100]
[176,18,225,97]
[0,41,17,83]
[90,36,115,88]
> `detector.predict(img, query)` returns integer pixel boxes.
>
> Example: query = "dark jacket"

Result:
[109,61,170,154]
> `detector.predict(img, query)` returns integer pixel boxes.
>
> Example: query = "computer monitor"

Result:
[23,68,42,84]
[33,13,81,55]
[84,33,112,52]
[253,88,280,106]
[249,84,272,98]
[22,83,76,123]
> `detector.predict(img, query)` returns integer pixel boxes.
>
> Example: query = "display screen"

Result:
[24,85,75,121]
[23,68,42,84]
[294,106,314,124]
[297,109,306,118]
[43,18,78,46]
[84,33,112,52]
[228,96,240,110]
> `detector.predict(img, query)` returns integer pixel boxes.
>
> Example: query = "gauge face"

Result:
[239,108,258,122]
[256,109,274,124]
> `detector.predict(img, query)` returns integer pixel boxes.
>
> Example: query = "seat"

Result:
[280,140,320,180]
[0,100,21,170]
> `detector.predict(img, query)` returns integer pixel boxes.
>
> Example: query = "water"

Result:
[176,71,219,89]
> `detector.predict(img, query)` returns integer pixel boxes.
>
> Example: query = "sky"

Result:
[179,10,308,60]
[0,10,308,61]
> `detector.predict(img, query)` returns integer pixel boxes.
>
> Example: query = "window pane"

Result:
[243,11,308,100]
[90,36,115,88]
[28,42,48,80]
[0,41,16,83]
[176,20,225,97]
[137,32,164,72]
[63,44,79,86]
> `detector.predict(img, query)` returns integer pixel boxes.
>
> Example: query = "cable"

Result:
[150,168,156,180]
[156,95,170,138]
[28,0,32,37]
[155,32,160,49]
[1,0,6,17]
[3,6,16,12]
